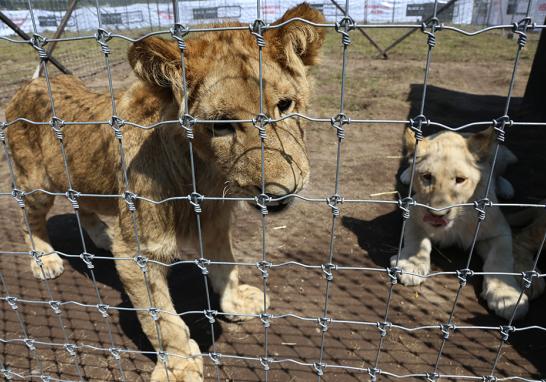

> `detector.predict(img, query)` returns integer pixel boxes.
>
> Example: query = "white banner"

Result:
[1,0,543,37]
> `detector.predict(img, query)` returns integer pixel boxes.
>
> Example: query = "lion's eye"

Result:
[277,99,293,114]
[455,176,467,184]
[422,173,432,182]
[209,120,236,137]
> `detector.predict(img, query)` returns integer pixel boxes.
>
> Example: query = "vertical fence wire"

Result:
[315,0,352,379]
[171,1,223,380]
[93,0,169,379]
[19,0,86,378]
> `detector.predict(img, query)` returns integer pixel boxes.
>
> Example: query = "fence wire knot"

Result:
[250,19,267,47]
[377,321,391,337]
[195,258,210,275]
[65,189,80,209]
[255,193,271,215]
[440,323,455,339]
[492,116,511,142]
[456,268,474,286]
[321,263,336,281]
[30,250,44,267]
[6,296,18,310]
[327,194,343,216]
[473,198,491,221]
[97,303,110,318]
[409,114,428,141]
[0,122,6,143]
[387,266,401,285]
[512,17,532,47]
[179,113,195,139]
[204,309,217,324]
[500,325,514,341]
[398,196,415,220]
[24,338,35,351]
[49,117,65,141]
[110,116,125,140]
[123,191,138,212]
[368,367,380,381]
[256,260,271,279]
[189,192,203,213]
[318,316,331,332]
[134,254,148,271]
[253,113,270,140]
[40,375,51,382]
[522,270,538,289]
[483,376,497,382]
[331,113,349,140]
[335,16,355,46]
[64,343,77,357]
[260,313,271,328]
[426,372,440,382]
[95,28,112,55]
[148,307,160,321]
[209,352,221,365]
[158,350,168,364]
[11,188,25,208]
[30,33,48,60]
[1,368,12,380]
[259,356,271,371]
[421,17,440,48]
[313,362,326,376]
[80,252,95,269]
[49,300,62,315]
[171,23,190,50]
[109,347,121,360]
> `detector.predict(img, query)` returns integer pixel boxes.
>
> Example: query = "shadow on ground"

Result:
[47,213,222,361]
[343,84,546,376]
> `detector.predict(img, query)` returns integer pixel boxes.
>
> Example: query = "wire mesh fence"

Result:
[0,0,545,381]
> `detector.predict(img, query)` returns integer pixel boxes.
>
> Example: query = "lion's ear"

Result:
[467,128,495,159]
[266,3,326,66]
[128,37,182,89]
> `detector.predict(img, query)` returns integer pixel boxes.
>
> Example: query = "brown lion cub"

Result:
[6,4,325,380]
[392,129,529,320]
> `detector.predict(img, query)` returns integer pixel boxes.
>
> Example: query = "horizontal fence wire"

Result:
[0,0,545,381]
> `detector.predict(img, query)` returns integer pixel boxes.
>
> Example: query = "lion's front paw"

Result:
[390,255,429,286]
[150,340,203,382]
[221,284,269,321]
[482,279,529,321]
[31,253,64,280]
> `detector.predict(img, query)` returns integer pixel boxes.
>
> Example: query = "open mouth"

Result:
[250,196,294,213]
[423,212,449,227]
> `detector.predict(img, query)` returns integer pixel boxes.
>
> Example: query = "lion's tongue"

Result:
[423,213,448,227]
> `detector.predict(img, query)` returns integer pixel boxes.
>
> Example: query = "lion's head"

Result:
[404,129,496,229]
[127,4,325,210]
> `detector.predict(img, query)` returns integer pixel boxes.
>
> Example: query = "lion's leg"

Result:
[478,236,529,320]
[390,221,432,286]
[113,242,203,381]
[79,211,113,251]
[205,228,268,321]
[21,192,63,280]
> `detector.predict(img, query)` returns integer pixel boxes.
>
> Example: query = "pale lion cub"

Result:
[6,4,325,381]
[392,128,529,320]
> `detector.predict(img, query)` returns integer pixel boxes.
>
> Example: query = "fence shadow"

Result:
[47,213,222,361]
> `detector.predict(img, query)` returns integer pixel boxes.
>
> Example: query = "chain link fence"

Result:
[0,0,545,381]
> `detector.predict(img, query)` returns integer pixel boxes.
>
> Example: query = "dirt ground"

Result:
[1,27,545,381]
